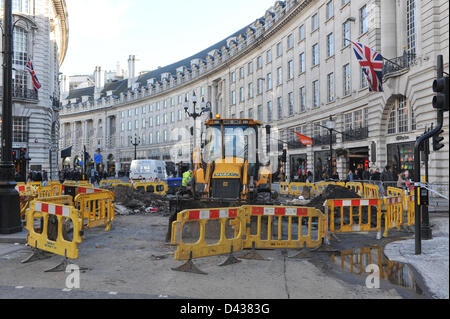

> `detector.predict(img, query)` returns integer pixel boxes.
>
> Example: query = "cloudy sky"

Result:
[61,0,276,76]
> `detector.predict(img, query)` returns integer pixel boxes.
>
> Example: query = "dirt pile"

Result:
[306,185,361,212]
[112,186,171,216]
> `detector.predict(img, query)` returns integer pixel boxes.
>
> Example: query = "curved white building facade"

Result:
[60,0,448,184]
[0,0,69,181]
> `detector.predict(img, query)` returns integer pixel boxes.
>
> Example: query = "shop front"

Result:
[314,150,336,182]
[290,154,308,182]
[387,142,415,181]
[347,147,370,174]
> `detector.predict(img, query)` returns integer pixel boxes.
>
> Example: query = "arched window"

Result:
[13,27,28,95]
[387,97,411,134]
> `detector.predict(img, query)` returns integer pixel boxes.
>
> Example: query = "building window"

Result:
[135,120,139,130]
[142,119,146,129]
[354,110,363,128]
[360,5,367,34]
[171,111,175,123]
[128,121,132,131]
[313,80,319,108]
[299,52,305,73]
[345,113,353,131]
[361,68,368,88]
[343,64,351,96]
[288,92,294,116]
[257,56,263,69]
[231,72,236,83]
[149,117,153,127]
[239,87,245,102]
[277,67,283,86]
[266,49,272,63]
[398,98,409,133]
[299,25,305,41]
[364,107,369,128]
[411,106,416,131]
[257,105,263,121]
[149,104,153,112]
[326,1,334,20]
[231,90,236,105]
[156,115,160,126]
[312,43,319,66]
[257,78,263,95]
[248,82,254,99]
[248,108,254,119]
[267,101,273,122]
[312,13,319,31]
[248,62,253,75]
[13,27,28,94]
[13,117,28,143]
[300,87,306,112]
[121,122,125,132]
[327,73,334,102]
[239,67,245,79]
[343,20,351,47]
[406,0,416,56]
[267,73,272,90]
[288,60,294,80]
[178,110,182,121]
[277,97,283,120]
[276,42,282,57]
[327,33,334,57]
[287,34,294,49]
[388,110,396,134]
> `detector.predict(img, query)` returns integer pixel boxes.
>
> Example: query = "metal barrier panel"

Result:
[241,205,325,250]
[25,201,83,260]
[383,197,404,237]
[345,182,364,197]
[172,207,246,261]
[325,199,382,235]
[74,191,115,231]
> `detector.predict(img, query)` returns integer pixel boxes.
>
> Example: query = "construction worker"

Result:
[182,170,192,187]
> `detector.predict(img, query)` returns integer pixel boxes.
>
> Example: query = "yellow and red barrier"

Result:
[74,190,115,231]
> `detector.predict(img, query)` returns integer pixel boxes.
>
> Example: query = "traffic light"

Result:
[433,129,445,151]
[12,150,17,160]
[20,148,26,160]
[281,149,287,163]
[432,76,449,112]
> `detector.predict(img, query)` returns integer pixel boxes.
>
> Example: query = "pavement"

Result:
[0,212,430,300]
[385,214,449,299]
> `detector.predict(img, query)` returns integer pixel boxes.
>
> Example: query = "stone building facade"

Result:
[60,0,448,184]
[0,0,68,181]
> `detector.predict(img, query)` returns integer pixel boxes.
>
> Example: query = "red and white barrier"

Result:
[34,202,71,217]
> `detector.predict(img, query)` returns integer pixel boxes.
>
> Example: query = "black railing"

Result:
[313,133,337,146]
[342,127,369,142]
[13,88,38,100]
[383,52,416,77]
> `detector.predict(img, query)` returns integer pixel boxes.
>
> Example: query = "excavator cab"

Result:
[194,117,272,202]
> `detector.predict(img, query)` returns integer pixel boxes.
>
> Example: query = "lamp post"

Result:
[326,116,336,180]
[130,134,141,161]
[183,92,211,169]
[0,0,22,234]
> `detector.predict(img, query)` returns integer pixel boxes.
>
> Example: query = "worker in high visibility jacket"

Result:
[182,170,192,187]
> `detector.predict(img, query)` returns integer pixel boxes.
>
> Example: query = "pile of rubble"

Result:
[306,185,361,212]
[112,186,172,216]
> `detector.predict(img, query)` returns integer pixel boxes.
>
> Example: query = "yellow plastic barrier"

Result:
[38,195,74,207]
[241,205,326,250]
[364,184,380,199]
[336,182,346,187]
[406,195,415,227]
[47,181,61,186]
[74,191,115,231]
[324,198,383,237]
[345,182,364,197]
[171,207,246,261]
[16,185,38,219]
[134,182,168,195]
[111,182,133,188]
[279,182,289,195]
[37,184,63,198]
[29,182,43,189]
[16,184,37,196]
[383,197,404,237]
[315,182,336,195]
[25,201,83,260]
[288,183,316,199]
[99,179,122,187]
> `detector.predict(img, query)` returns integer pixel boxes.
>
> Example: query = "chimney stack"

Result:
[128,55,136,87]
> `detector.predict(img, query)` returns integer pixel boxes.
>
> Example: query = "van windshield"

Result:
[131,162,153,174]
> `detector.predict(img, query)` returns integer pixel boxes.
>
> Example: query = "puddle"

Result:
[330,246,425,296]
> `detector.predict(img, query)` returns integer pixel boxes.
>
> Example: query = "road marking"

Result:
[15,286,24,289]
[62,288,72,292]
[108,291,118,295]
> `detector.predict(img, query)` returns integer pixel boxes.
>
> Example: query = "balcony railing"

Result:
[0,87,39,101]
[342,127,369,142]
[383,52,416,78]
[313,133,337,146]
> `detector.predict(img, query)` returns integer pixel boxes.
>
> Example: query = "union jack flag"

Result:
[351,41,384,92]
[25,59,42,93]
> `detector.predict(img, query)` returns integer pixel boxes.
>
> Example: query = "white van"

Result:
[130,160,167,181]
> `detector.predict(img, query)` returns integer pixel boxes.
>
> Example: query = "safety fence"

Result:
[74,190,115,231]
[133,182,168,196]
[171,205,326,261]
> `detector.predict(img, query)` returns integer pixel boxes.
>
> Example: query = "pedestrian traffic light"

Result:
[19,148,26,160]
[433,129,445,151]
[12,150,17,160]
[432,76,449,112]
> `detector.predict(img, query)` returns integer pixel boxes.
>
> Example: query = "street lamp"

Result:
[184,92,211,169]
[326,116,336,180]
[0,0,22,234]
[130,134,141,161]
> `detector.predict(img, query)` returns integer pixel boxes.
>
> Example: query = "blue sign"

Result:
[94,154,102,164]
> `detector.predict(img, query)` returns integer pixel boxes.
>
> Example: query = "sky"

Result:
[61,0,276,76]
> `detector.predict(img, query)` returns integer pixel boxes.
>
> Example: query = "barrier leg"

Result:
[45,256,70,273]
[290,248,313,259]
[238,242,266,261]
[218,245,241,267]
[21,247,52,264]
[171,251,208,275]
